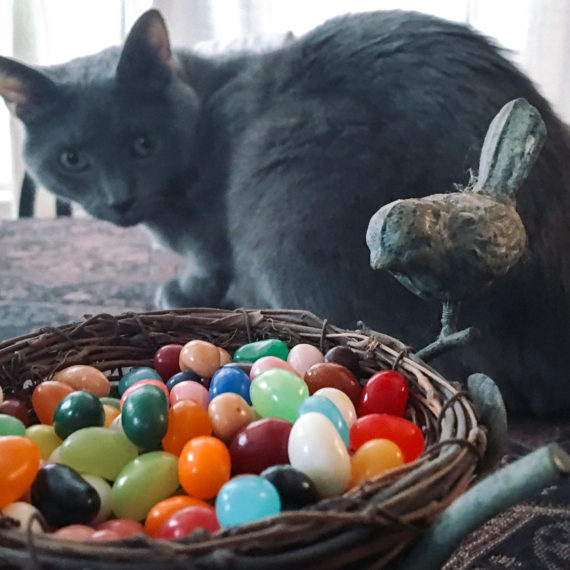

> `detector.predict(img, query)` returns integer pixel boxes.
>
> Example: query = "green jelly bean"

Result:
[59,426,139,481]
[121,385,169,450]
[53,391,105,440]
[0,413,26,436]
[26,424,62,460]
[233,339,289,363]
[118,366,162,396]
[99,397,121,410]
[111,451,179,521]
[250,369,309,423]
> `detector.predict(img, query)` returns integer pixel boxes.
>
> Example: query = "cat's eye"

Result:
[132,135,159,158]
[59,150,89,172]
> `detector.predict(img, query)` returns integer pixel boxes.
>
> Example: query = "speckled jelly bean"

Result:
[297,395,349,447]
[233,338,289,363]
[208,393,258,443]
[216,475,281,527]
[118,366,163,396]
[0,436,41,509]
[287,343,324,377]
[32,381,74,425]
[288,412,351,498]
[53,391,105,440]
[153,344,183,381]
[250,369,309,423]
[229,417,292,475]
[314,387,357,429]
[111,451,179,521]
[52,365,110,398]
[260,465,319,510]
[161,400,212,456]
[350,439,405,487]
[59,426,139,481]
[209,366,251,404]
[25,424,62,460]
[0,414,26,436]
[304,362,362,408]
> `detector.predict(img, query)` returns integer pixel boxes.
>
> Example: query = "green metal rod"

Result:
[400,443,570,570]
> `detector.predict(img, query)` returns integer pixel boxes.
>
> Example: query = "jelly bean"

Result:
[118,366,162,396]
[162,400,212,456]
[91,529,122,540]
[111,451,179,521]
[25,424,62,460]
[209,366,251,404]
[350,439,405,487]
[304,362,362,408]
[32,381,74,425]
[1,502,44,533]
[358,370,409,417]
[59,426,138,481]
[249,356,297,380]
[349,414,425,462]
[287,344,324,377]
[297,395,349,447]
[121,384,169,450]
[224,361,254,376]
[153,344,183,381]
[216,475,280,527]
[145,495,211,536]
[179,340,224,378]
[0,436,41,509]
[47,445,62,464]
[178,436,231,500]
[103,404,120,427]
[53,391,105,440]
[324,346,361,376]
[170,381,210,409]
[0,413,26,436]
[208,393,258,443]
[154,505,220,539]
[230,418,292,475]
[260,465,319,510]
[52,365,110,398]
[99,396,121,410]
[0,399,29,426]
[81,474,113,526]
[233,338,289,363]
[288,412,351,498]
[250,369,309,423]
[31,463,100,528]
[0,385,3,406]
[95,518,145,538]
[218,348,231,367]
[166,370,202,391]
[52,524,96,540]
[314,387,357,428]
[120,379,169,409]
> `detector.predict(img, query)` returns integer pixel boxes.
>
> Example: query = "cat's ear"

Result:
[117,9,173,86]
[0,56,58,120]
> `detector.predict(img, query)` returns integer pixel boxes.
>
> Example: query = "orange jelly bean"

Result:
[103,404,120,428]
[162,400,212,456]
[350,438,404,488]
[178,436,231,499]
[179,340,224,378]
[0,436,41,508]
[52,365,110,398]
[144,495,210,536]
[32,381,74,424]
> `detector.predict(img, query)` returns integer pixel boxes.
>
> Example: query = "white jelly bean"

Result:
[314,387,357,428]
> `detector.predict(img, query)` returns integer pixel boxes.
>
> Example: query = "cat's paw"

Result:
[154,278,189,309]
[154,275,231,310]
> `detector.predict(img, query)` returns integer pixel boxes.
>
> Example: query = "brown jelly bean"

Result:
[304,362,362,408]
[324,346,361,376]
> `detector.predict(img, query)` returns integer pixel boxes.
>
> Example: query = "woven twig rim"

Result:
[0,308,486,569]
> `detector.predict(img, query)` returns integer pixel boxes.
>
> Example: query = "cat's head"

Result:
[0,10,199,226]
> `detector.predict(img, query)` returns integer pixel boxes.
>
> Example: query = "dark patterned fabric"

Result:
[0,218,568,569]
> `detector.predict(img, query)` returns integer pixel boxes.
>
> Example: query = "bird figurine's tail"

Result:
[474,98,546,200]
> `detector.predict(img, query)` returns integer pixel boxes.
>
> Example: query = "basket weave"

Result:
[0,308,485,569]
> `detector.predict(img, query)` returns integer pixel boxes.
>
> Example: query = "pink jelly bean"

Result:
[249,356,298,380]
[52,524,95,540]
[169,381,210,409]
[91,529,122,540]
[287,344,325,377]
[95,518,145,538]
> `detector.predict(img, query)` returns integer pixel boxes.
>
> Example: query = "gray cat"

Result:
[0,10,568,418]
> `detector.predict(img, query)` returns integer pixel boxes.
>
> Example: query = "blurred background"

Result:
[0,0,569,218]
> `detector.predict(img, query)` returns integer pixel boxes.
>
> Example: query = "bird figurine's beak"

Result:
[369,249,391,270]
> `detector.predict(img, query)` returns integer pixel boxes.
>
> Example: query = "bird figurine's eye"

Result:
[132,135,159,158]
[59,150,90,172]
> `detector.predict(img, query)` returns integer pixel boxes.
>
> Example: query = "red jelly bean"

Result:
[358,370,409,417]
[153,344,183,381]
[95,518,145,539]
[304,362,362,408]
[0,399,30,426]
[349,414,425,462]
[154,505,220,539]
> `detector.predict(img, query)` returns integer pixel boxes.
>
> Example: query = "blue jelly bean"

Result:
[297,395,350,447]
[215,475,281,527]
[118,367,163,396]
[209,366,251,404]
[166,370,202,392]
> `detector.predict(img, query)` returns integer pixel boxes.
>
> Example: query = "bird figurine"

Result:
[366,98,547,357]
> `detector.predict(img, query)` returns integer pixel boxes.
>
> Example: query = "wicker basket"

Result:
[0,308,485,569]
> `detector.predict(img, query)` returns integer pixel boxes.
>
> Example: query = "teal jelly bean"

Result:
[215,475,281,527]
[111,451,179,521]
[121,384,169,450]
[233,339,289,362]
[297,395,350,447]
[250,369,309,423]
[0,413,26,436]
[53,391,105,440]
[59,426,139,481]
[118,366,162,396]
